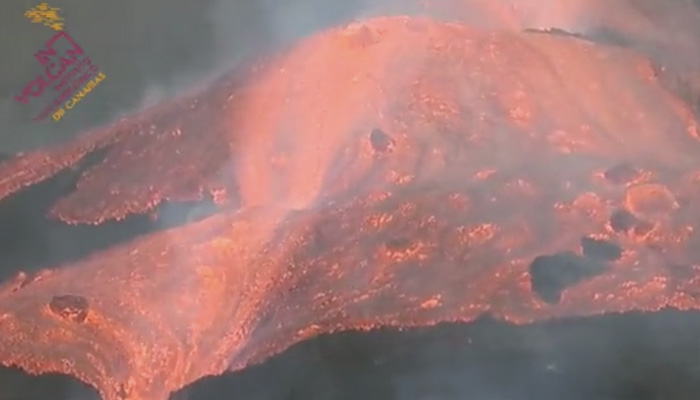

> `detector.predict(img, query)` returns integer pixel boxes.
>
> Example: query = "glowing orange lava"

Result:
[0,8,699,400]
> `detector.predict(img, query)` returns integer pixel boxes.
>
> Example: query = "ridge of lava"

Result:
[0,13,700,400]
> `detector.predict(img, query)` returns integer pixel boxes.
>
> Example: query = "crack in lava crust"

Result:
[1,14,700,400]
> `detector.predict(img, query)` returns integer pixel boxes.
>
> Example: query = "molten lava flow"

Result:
[1,13,700,400]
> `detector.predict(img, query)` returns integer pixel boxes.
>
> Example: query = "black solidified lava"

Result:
[6,311,700,400]
[0,148,221,283]
[529,251,609,304]
[604,164,640,185]
[581,236,624,261]
[171,311,700,400]
[49,294,90,323]
[523,27,629,48]
[523,27,588,39]
[610,209,638,232]
[369,128,393,153]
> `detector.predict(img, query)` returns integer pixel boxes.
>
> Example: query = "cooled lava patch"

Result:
[4,311,700,400]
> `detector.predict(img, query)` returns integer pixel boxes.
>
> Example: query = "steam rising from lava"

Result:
[0,1,700,400]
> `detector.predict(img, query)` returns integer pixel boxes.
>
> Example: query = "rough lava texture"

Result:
[427,0,700,88]
[1,8,700,400]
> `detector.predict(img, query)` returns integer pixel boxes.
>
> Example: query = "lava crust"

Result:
[1,13,700,400]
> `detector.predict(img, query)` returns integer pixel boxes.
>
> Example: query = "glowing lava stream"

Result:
[1,14,700,400]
